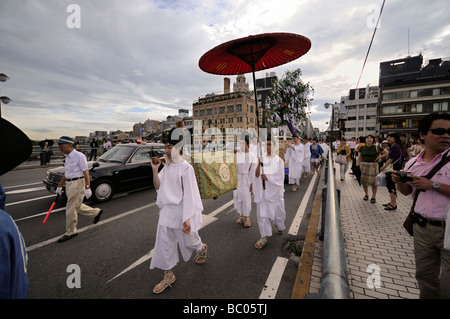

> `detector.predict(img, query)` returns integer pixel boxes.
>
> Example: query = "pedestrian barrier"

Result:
[319,147,350,299]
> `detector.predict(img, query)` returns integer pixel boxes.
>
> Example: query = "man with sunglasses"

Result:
[393,112,450,299]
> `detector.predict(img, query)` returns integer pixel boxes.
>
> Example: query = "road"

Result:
[1,165,319,300]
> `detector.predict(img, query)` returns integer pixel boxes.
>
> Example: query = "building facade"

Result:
[378,54,450,137]
[192,75,257,144]
[343,86,378,139]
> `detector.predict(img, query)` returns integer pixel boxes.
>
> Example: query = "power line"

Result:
[355,0,386,89]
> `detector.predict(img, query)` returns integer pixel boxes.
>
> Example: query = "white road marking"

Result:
[15,207,66,222]
[2,182,42,189]
[106,249,154,284]
[6,194,55,207]
[259,256,289,299]
[5,186,47,195]
[288,173,317,236]
[26,202,157,252]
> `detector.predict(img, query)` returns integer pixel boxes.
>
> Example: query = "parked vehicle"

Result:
[43,143,165,202]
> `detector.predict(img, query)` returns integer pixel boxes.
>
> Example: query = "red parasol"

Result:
[199,32,311,189]
[199,32,311,76]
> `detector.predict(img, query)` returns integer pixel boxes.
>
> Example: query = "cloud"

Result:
[0,0,449,139]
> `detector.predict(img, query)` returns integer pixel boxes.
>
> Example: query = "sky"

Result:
[1,0,449,141]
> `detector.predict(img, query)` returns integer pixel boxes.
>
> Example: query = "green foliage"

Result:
[264,68,314,135]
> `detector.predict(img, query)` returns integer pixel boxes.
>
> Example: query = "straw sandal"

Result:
[194,243,207,264]
[153,271,175,294]
[236,216,245,224]
[244,216,251,228]
[255,237,267,249]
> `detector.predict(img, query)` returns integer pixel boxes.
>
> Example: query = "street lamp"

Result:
[324,102,336,142]
[0,73,11,118]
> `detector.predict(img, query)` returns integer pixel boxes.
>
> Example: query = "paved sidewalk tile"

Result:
[309,163,419,299]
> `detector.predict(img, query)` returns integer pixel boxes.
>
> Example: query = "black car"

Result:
[43,143,165,202]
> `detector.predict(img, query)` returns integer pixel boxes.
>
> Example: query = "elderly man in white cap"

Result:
[56,136,103,243]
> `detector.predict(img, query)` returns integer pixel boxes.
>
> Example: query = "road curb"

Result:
[290,190,322,299]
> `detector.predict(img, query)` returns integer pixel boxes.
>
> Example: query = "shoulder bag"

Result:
[403,151,450,236]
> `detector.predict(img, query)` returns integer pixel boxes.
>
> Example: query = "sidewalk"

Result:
[308,162,419,299]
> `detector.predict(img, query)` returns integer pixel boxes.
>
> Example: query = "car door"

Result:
[121,146,153,191]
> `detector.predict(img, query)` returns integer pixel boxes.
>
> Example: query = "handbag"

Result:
[375,172,387,186]
[403,151,450,236]
[335,154,347,164]
[384,157,400,172]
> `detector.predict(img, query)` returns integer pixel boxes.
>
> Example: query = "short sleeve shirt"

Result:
[64,150,88,179]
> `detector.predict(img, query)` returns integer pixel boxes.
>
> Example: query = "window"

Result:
[219,107,225,114]
[250,106,254,113]
[129,147,151,164]
[410,90,418,98]
[200,110,205,116]
[206,108,212,115]
[227,105,234,112]
[194,111,198,117]
[359,116,364,120]
[236,104,242,112]
[433,88,441,96]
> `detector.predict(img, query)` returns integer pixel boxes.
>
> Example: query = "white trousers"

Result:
[256,200,286,238]
[150,225,203,270]
[233,190,252,217]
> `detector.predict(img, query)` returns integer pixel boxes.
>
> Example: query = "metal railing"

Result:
[320,146,350,298]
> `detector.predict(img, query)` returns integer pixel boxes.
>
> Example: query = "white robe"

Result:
[301,143,311,173]
[253,155,286,238]
[150,158,204,270]
[233,151,257,217]
[285,143,304,184]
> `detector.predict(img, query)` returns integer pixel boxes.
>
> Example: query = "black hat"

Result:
[0,118,32,176]
[165,127,185,148]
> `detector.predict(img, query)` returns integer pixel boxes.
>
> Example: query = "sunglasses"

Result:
[429,128,450,136]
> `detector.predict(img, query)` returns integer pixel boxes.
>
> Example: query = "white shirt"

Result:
[64,149,88,179]
[253,155,285,203]
[156,160,203,232]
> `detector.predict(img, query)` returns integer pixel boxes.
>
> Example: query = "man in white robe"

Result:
[301,137,311,178]
[233,135,257,227]
[285,136,304,191]
[150,128,207,294]
[253,134,286,249]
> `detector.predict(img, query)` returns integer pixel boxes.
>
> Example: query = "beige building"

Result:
[192,75,257,143]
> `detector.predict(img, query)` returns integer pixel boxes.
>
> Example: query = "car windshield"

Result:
[98,146,135,163]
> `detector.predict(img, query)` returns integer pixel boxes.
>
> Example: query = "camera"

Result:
[393,171,413,183]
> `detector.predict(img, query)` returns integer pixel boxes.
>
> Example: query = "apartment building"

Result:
[378,54,450,137]
[343,86,378,139]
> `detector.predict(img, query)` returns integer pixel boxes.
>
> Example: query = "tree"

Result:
[264,68,314,136]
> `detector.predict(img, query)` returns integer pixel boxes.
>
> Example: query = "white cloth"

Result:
[285,143,304,184]
[155,160,203,233]
[253,155,286,237]
[150,159,204,270]
[301,143,311,173]
[320,143,329,159]
[64,149,88,179]
[150,225,203,270]
[233,151,257,217]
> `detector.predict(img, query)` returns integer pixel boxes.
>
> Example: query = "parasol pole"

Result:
[250,62,265,190]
